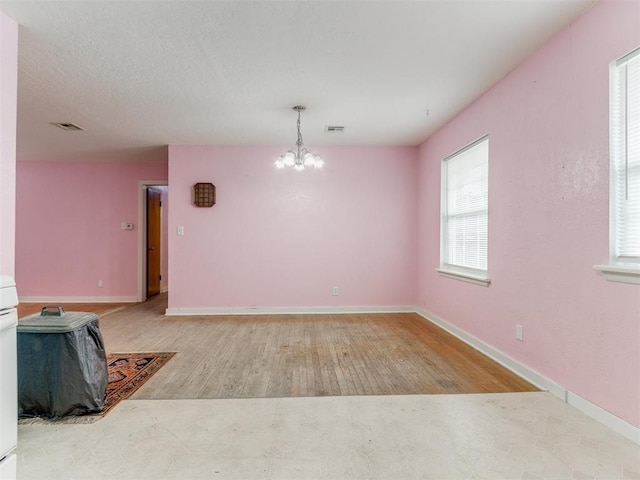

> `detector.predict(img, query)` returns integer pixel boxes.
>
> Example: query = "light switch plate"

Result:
[516,324,524,342]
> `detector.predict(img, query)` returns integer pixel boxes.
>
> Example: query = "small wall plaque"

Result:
[193,183,216,207]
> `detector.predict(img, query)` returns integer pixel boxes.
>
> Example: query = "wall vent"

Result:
[51,122,85,131]
[325,126,345,133]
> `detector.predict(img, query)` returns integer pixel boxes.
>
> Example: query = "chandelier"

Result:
[275,106,324,171]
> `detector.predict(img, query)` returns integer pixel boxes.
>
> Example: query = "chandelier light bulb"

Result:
[303,152,315,166]
[283,152,295,166]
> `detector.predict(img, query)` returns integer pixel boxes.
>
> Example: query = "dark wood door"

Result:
[146,187,162,298]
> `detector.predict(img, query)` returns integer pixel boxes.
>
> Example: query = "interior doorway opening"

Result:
[146,187,162,298]
[138,181,168,302]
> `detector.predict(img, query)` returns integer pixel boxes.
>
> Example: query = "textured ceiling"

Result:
[0,0,596,162]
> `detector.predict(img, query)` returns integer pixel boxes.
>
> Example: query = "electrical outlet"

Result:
[97,280,103,288]
[177,225,185,236]
[332,286,339,296]
[516,324,524,342]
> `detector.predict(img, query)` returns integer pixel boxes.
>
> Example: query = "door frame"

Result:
[137,180,168,302]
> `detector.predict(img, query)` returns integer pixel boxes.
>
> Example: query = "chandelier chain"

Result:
[296,109,303,148]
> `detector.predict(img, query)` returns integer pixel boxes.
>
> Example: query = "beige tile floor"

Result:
[16,392,639,480]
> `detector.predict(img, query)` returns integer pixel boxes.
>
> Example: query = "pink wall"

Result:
[0,12,18,277]
[168,145,418,309]
[16,160,168,299]
[417,0,640,427]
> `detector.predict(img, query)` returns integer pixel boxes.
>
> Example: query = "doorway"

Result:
[146,187,162,298]
[137,181,168,303]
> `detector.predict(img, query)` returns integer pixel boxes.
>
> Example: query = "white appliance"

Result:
[0,275,18,480]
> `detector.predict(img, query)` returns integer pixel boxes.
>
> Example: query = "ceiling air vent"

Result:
[325,126,345,133]
[51,122,85,132]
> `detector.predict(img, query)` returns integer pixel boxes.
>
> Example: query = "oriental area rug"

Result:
[103,352,176,416]
[19,352,175,424]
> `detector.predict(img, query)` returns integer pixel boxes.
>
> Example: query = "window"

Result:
[438,136,490,286]
[594,46,640,285]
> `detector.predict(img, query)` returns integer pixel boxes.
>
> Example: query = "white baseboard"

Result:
[415,308,639,445]
[566,391,640,445]
[19,296,138,304]
[165,305,416,316]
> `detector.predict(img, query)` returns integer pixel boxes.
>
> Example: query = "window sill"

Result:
[436,268,491,287]
[593,265,640,285]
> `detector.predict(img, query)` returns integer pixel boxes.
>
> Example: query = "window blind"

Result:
[611,47,640,264]
[442,137,489,273]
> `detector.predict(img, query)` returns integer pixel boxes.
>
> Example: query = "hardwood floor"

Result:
[19,294,537,399]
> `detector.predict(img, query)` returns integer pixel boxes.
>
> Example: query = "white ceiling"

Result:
[0,0,596,162]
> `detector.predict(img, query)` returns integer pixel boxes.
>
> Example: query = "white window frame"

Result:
[437,135,490,287]
[594,46,640,285]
